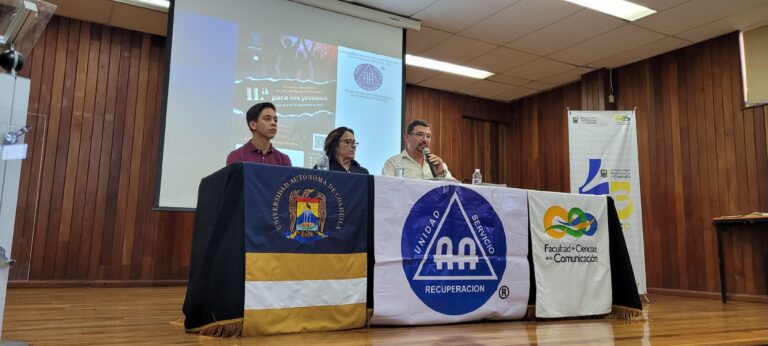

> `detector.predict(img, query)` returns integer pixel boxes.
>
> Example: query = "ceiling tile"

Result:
[405,65,440,84]
[109,3,167,36]
[488,73,531,86]
[418,73,478,91]
[541,67,594,85]
[460,0,582,45]
[412,0,516,33]
[631,0,688,11]
[465,47,538,73]
[634,0,768,35]
[503,58,576,80]
[420,35,498,63]
[548,24,665,66]
[494,86,539,101]
[460,80,515,99]
[523,81,556,91]
[507,10,625,56]
[343,0,437,17]
[589,36,691,68]
[46,0,114,24]
[676,3,768,42]
[406,26,453,54]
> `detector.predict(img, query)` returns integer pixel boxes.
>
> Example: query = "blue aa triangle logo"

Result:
[413,192,498,281]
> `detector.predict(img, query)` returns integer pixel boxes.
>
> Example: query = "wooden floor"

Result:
[2,287,768,345]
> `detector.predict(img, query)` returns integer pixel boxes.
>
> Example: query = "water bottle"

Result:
[395,158,405,177]
[317,153,329,170]
[471,168,482,185]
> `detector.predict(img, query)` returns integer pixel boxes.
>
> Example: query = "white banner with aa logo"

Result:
[528,190,611,318]
[568,110,646,294]
[371,176,529,325]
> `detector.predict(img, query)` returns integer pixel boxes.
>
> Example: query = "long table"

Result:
[183,163,641,336]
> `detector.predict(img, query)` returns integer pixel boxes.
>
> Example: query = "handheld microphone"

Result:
[422,148,438,178]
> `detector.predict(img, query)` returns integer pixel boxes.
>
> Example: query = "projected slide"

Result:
[233,33,338,168]
[159,0,403,209]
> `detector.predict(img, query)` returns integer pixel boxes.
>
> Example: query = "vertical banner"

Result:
[568,110,646,294]
[242,165,368,335]
[371,176,529,325]
[528,191,611,318]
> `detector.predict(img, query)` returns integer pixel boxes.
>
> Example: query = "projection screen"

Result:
[157,0,404,209]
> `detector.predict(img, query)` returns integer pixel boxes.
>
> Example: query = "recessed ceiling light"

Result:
[112,0,170,12]
[565,0,656,21]
[405,54,494,79]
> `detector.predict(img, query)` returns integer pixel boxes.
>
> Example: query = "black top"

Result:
[313,159,369,174]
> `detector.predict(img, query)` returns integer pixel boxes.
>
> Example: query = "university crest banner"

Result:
[371,176,529,325]
[183,163,370,337]
[568,110,646,293]
[528,190,611,318]
[242,164,370,335]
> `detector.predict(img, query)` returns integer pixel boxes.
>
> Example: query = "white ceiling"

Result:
[46,0,768,102]
[346,0,768,102]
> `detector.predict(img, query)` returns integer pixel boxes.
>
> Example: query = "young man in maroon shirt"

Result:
[226,102,292,166]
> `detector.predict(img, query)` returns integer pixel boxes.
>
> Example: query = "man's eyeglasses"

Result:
[409,132,433,140]
[341,139,359,146]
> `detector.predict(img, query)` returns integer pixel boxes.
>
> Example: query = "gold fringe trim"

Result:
[169,319,185,327]
[606,305,646,321]
[186,318,243,338]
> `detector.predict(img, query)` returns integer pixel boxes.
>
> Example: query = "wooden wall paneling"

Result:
[101,29,130,279]
[673,50,694,291]
[664,54,689,290]
[20,19,57,280]
[51,18,82,280]
[689,41,719,289]
[663,55,682,289]
[122,33,150,279]
[619,61,652,288]
[752,106,768,296]
[64,22,98,280]
[35,17,68,280]
[500,103,521,188]
[89,26,121,280]
[650,57,676,289]
[755,106,768,210]
[700,41,719,293]
[111,30,139,279]
[709,35,734,292]
[728,41,749,295]
[78,24,110,280]
[691,43,712,291]
[131,35,158,280]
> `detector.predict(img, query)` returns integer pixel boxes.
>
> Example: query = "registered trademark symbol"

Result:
[498,286,509,299]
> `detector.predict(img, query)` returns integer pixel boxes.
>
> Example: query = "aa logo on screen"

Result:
[354,63,383,91]
[271,174,345,244]
[401,185,506,315]
[543,206,597,239]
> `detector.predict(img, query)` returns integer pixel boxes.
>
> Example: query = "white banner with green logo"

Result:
[568,110,646,294]
[528,190,611,318]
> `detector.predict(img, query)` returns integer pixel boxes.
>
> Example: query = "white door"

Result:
[0,73,31,339]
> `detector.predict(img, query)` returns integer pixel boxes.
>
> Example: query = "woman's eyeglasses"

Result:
[341,139,359,146]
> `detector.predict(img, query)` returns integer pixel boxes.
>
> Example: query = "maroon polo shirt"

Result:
[226,141,292,167]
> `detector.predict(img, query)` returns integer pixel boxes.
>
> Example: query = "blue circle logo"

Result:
[401,185,506,315]
[353,63,383,91]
